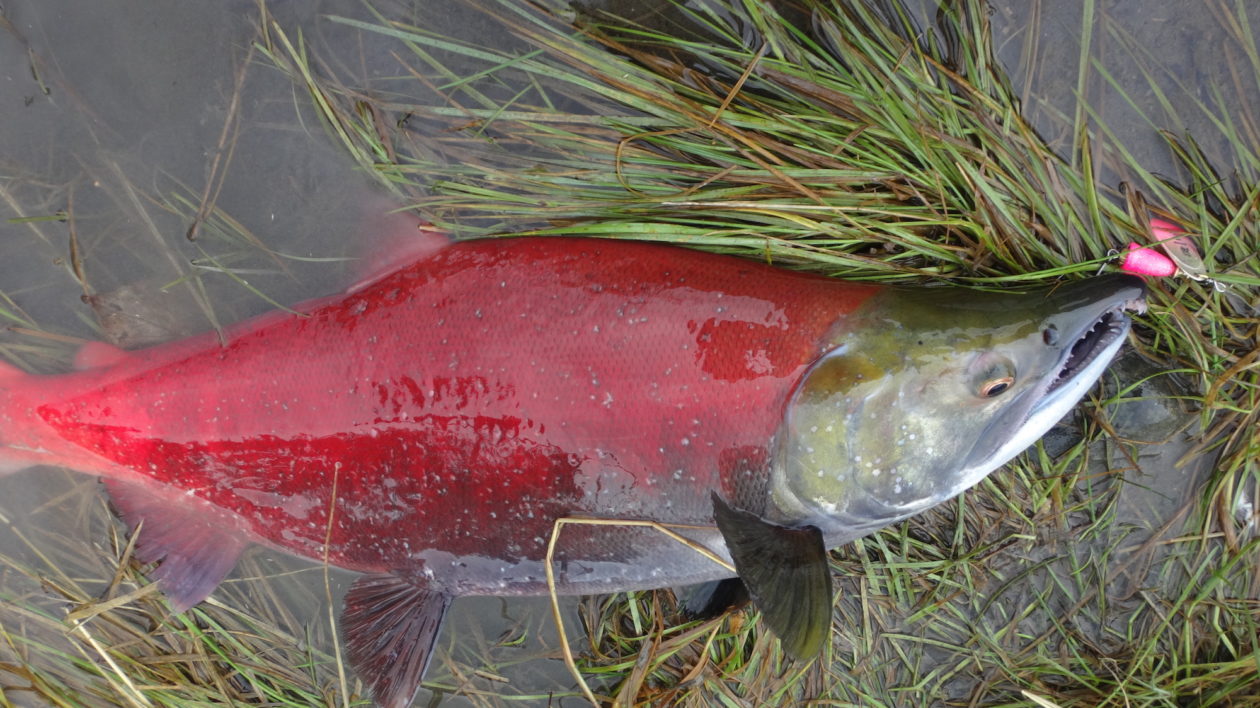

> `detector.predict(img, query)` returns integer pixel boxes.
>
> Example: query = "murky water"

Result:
[0,2,587,705]
[0,0,1252,706]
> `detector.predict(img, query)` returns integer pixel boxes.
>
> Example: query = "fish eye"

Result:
[969,353,1016,399]
[980,376,1014,397]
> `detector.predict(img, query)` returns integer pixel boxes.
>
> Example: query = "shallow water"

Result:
[0,0,1252,706]
[0,2,588,705]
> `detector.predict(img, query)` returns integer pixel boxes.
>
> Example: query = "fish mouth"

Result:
[960,275,1146,482]
[1044,296,1146,397]
[1030,274,1146,420]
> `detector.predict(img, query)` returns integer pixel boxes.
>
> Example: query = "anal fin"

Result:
[104,480,248,612]
[342,573,451,708]
[711,492,832,660]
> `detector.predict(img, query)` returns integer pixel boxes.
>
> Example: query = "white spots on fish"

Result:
[872,468,881,477]
[744,349,773,375]
[811,497,839,514]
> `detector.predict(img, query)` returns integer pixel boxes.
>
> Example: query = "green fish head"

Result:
[772,274,1146,543]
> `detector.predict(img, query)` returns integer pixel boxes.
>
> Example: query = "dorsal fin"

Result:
[0,360,27,382]
[74,341,130,370]
[342,573,451,708]
[349,205,451,294]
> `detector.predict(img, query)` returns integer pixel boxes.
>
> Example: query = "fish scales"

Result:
[10,237,876,594]
[0,233,1145,706]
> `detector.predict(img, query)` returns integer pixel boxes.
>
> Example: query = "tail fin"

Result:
[0,359,99,477]
[0,360,37,476]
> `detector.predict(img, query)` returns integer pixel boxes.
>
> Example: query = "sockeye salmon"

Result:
[0,232,1145,706]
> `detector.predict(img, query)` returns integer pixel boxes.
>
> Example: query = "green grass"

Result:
[1,0,1257,705]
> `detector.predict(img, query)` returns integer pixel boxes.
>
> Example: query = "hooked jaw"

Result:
[769,274,1148,543]
[1044,277,1147,398]
[961,274,1147,484]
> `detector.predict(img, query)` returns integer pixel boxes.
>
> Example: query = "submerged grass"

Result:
[0,474,351,706]
[1,0,1257,705]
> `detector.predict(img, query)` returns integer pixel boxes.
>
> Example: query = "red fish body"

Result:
[1,234,1146,706]
[2,237,874,596]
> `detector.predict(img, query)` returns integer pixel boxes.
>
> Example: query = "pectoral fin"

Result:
[680,577,750,621]
[711,492,832,660]
[342,573,451,708]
